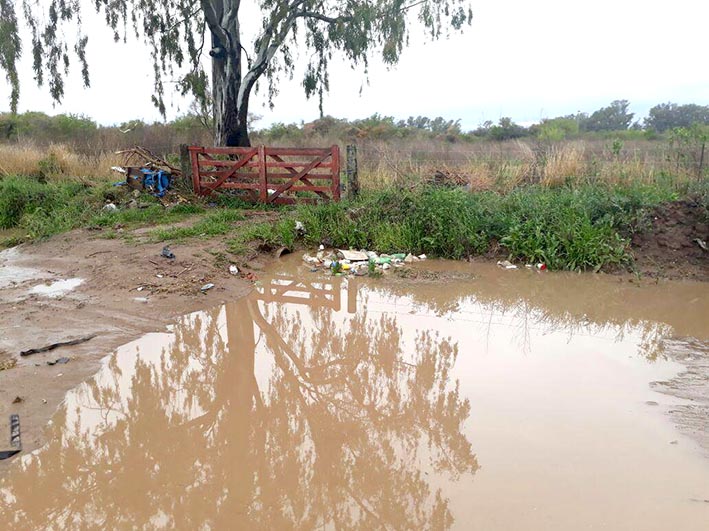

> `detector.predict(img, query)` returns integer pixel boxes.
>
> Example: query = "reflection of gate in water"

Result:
[254,275,359,314]
[237,275,360,389]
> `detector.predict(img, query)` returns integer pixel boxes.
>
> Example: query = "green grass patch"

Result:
[226,218,296,255]
[1,173,698,272]
[0,176,206,243]
[150,208,246,241]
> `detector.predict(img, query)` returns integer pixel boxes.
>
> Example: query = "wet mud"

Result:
[1,256,708,529]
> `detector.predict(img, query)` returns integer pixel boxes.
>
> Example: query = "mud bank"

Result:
[0,232,258,468]
[630,198,708,281]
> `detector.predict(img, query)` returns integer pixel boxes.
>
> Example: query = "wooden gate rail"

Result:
[188,145,341,204]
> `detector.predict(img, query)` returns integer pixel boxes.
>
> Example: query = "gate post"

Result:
[346,144,359,199]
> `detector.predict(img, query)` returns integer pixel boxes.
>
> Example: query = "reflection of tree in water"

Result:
[375,277,674,360]
[0,283,477,530]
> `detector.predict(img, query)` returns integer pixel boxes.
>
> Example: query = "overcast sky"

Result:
[2,0,708,130]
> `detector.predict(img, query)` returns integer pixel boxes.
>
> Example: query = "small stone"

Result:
[12,396,23,404]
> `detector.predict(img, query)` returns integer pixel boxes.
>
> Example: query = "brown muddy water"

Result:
[1,256,708,530]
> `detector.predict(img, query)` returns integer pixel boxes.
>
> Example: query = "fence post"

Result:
[189,147,202,195]
[346,144,359,199]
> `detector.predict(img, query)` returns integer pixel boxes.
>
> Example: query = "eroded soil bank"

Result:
[1,254,708,530]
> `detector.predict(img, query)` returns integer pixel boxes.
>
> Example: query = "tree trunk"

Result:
[211,32,250,147]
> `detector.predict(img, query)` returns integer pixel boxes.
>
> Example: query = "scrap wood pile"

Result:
[303,248,427,276]
[428,168,470,187]
[110,146,189,203]
[113,146,181,176]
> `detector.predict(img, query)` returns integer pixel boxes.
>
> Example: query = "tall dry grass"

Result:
[0,137,698,191]
[0,143,121,182]
[352,138,696,190]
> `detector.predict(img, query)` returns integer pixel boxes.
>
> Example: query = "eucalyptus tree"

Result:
[0,1,472,146]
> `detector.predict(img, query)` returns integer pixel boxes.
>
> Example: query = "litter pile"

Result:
[497,260,547,271]
[303,248,427,276]
[111,146,182,199]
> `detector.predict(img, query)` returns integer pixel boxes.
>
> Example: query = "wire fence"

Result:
[1,129,704,186]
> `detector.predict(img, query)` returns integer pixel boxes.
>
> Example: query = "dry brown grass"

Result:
[351,138,698,190]
[0,138,697,191]
[541,142,586,186]
[0,143,121,182]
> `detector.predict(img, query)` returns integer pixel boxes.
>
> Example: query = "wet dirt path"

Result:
[1,256,708,530]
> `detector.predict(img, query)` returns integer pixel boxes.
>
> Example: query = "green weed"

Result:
[150,208,245,241]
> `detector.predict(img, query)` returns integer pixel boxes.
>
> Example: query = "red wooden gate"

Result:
[188,145,341,204]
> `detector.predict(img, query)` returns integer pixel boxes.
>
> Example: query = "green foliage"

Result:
[90,203,204,229]
[0,111,96,141]
[226,218,296,255]
[534,117,580,141]
[645,102,709,133]
[291,184,675,271]
[0,176,104,236]
[669,125,709,178]
[150,209,245,241]
[0,176,115,232]
[484,117,530,141]
[610,138,624,158]
[582,100,634,132]
[0,176,204,240]
[0,0,21,112]
[0,171,689,273]
[2,0,472,145]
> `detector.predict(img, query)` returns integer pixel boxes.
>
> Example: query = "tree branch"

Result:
[296,11,353,24]
[200,0,229,49]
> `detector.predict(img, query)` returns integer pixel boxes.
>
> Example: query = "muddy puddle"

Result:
[1,256,708,529]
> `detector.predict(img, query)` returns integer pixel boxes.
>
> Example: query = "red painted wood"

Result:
[258,145,267,202]
[331,144,341,201]
[268,154,327,202]
[265,172,333,181]
[189,145,341,203]
[202,147,259,195]
[265,148,331,156]
[191,151,202,195]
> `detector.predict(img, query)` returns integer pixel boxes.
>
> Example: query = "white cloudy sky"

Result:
[1,0,708,129]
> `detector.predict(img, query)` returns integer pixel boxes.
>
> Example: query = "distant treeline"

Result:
[1,100,708,150]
